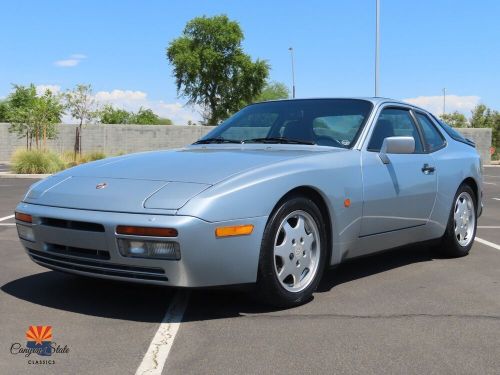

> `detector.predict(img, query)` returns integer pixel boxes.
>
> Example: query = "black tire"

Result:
[436,183,477,257]
[256,195,327,308]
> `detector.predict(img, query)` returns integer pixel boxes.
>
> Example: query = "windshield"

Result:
[195,99,374,148]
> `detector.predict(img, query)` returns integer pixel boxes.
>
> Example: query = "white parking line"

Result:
[0,214,14,222]
[477,226,500,229]
[0,223,16,226]
[484,182,497,185]
[135,291,190,375]
[492,198,500,201]
[475,237,500,251]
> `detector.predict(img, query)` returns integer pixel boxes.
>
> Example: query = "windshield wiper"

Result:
[243,137,315,145]
[193,137,242,144]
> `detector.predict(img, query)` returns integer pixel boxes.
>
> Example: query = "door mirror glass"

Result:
[379,136,415,164]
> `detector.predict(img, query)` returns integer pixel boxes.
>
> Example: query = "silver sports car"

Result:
[15,98,483,307]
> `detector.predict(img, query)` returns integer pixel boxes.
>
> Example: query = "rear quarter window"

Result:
[429,114,475,147]
[415,112,446,152]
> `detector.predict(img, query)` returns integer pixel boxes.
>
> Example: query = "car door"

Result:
[359,106,437,237]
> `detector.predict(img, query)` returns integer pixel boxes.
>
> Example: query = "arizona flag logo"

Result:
[26,326,52,356]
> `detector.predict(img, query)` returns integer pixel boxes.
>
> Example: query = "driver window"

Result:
[367,108,423,152]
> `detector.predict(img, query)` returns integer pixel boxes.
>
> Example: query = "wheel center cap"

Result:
[295,245,303,258]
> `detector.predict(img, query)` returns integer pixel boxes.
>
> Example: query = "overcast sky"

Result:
[1,0,498,123]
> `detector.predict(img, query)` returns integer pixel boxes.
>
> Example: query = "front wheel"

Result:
[256,196,327,307]
[437,184,477,257]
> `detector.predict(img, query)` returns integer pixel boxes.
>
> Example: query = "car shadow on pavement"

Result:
[316,243,437,293]
[181,244,439,322]
[1,271,173,322]
[1,244,440,322]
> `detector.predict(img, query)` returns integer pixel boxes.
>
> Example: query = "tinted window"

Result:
[432,116,475,148]
[415,112,445,152]
[218,112,278,140]
[312,115,366,147]
[199,99,374,148]
[367,108,423,152]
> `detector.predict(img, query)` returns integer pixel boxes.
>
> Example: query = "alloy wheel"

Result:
[273,210,320,293]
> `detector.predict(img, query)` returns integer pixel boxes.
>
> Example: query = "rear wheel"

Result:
[436,184,477,257]
[256,195,327,307]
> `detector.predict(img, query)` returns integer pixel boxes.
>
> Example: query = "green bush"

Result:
[12,149,65,174]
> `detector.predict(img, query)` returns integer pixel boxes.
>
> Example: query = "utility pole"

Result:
[375,0,380,97]
[443,88,446,115]
[288,47,296,98]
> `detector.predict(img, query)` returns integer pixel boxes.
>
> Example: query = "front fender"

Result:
[178,150,364,264]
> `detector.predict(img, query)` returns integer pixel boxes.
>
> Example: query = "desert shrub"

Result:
[60,150,107,166]
[60,150,77,165]
[11,149,65,174]
[85,151,106,162]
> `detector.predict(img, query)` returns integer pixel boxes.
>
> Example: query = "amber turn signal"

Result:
[15,212,32,223]
[215,224,254,238]
[116,226,178,237]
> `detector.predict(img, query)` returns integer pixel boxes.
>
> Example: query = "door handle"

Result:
[422,164,435,174]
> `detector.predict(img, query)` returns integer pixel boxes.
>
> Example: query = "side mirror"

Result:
[379,136,415,164]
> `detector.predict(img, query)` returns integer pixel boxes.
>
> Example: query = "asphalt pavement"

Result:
[0,163,10,173]
[1,167,499,374]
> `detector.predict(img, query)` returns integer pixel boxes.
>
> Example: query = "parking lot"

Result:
[1,168,499,375]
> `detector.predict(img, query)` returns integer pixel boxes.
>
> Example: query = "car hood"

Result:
[23,146,338,213]
[64,146,322,184]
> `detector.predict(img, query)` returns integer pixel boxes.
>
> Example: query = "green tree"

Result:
[167,15,269,125]
[65,84,99,156]
[99,104,133,124]
[470,104,494,128]
[492,112,500,159]
[469,104,500,159]
[32,89,64,148]
[6,84,63,149]
[254,81,289,102]
[155,117,173,125]
[99,105,173,125]
[6,84,38,149]
[0,100,9,122]
[439,111,468,128]
[131,107,160,124]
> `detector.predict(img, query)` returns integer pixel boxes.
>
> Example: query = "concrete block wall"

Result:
[0,123,492,163]
[0,123,215,160]
[455,128,492,164]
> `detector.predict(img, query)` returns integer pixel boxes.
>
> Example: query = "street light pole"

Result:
[375,0,380,97]
[443,88,446,115]
[288,47,296,98]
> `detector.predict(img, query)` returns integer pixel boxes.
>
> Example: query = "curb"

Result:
[0,172,50,179]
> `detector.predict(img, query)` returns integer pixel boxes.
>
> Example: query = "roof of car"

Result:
[254,97,425,111]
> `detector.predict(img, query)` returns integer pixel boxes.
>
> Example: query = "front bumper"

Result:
[15,202,267,287]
